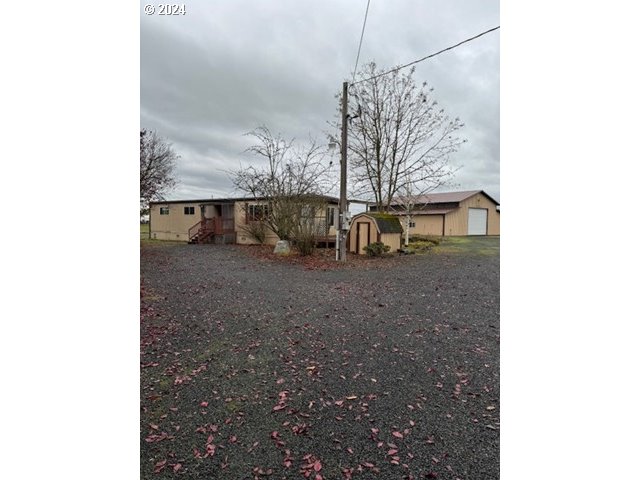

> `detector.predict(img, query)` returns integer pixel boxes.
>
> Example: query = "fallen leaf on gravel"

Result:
[145,432,170,443]
[200,401,208,407]
[153,460,167,473]
[346,395,357,400]
[486,405,496,410]
[392,431,404,439]
[173,463,182,472]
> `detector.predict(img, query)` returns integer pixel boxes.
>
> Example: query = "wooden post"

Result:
[338,81,348,262]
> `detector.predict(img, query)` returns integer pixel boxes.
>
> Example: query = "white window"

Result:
[160,207,169,215]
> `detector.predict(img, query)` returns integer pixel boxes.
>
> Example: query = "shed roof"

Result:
[353,213,403,234]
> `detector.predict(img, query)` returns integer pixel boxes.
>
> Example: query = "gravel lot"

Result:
[140,238,499,479]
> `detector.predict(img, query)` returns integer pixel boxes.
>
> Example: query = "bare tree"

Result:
[232,126,334,251]
[346,62,465,212]
[140,129,179,214]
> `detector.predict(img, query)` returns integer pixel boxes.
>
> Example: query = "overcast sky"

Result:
[141,0,500,204]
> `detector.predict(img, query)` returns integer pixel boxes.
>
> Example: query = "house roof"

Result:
[392,190,500,206]
[150,194,340,205]
[353,213,403,234]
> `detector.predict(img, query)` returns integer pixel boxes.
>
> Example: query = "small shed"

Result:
[348,213,404,255]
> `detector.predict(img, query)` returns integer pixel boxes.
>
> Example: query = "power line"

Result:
[351,0,372,84]
[351,25,500,86]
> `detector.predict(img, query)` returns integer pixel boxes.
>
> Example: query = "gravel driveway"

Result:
[140,239,499,479]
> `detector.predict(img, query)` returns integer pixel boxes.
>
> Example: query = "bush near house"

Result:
[363,242,390,257]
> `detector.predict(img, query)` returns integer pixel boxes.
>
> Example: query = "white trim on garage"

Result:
[468,208,488,235]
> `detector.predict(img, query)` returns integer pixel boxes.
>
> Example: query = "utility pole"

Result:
[337,81,349,262]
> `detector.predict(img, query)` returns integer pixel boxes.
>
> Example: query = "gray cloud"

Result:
[141,0,500,203]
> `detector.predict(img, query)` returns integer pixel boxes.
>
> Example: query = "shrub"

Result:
[363,242,390,257]
[409,234,441,245]
[293,233,316,256]
[241,221,268,244]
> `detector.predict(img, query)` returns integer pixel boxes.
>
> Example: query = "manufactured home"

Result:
[148,196,341,246]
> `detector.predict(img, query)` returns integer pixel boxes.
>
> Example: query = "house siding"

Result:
[234,201,279,245]
[149,202,202,241]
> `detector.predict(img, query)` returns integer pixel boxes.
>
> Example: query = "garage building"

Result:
[369,190,500,236]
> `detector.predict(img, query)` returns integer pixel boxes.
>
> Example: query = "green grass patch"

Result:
[406,240,437,254]
[433,236,499,255]
[156,376,172,393]
[225,400,242,413]
[193,340,228,363]
[409,234,441,245]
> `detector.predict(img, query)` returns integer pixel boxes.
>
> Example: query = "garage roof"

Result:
[388,208,455,216]
[392,190,499,206]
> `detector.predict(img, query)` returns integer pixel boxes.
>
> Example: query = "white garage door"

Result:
[468,208,488,235]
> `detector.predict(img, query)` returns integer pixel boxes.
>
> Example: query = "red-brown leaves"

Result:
[153,460,166,473]
[272,390,289,412]
[145,431,172,443]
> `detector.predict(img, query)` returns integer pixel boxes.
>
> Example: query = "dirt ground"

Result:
[140,237,499,479]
